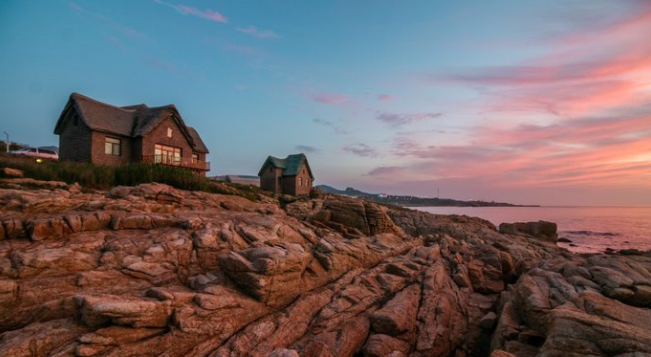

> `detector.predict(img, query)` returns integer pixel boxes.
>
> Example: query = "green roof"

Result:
[257,153,314,179]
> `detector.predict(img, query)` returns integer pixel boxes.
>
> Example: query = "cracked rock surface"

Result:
[0,178,650,357]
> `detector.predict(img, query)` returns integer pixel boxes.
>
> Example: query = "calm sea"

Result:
[414,206,651,254]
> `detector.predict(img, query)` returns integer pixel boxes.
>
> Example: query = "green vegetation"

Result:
[0,154,267,201]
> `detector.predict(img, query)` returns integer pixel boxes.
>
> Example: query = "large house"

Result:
[258,153,314,195]
[53,93,209,174]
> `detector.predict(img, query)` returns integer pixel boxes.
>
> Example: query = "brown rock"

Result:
[370,283,420,336]
[362,334,410,357]
[490,350,516,357]
[74,295,172,328]
[499,221,557,241]
[2,168,24,178]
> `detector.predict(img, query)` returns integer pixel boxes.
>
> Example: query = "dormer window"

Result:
[167,127,173,138]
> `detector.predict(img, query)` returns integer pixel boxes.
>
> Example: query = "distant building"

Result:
[212,175,260,187]
[53,93,210,175]
[258,153,314,195]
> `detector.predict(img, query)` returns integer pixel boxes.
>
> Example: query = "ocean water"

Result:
[414,206,651,254]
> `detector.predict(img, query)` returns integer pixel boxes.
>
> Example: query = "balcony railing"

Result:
[139,155,210,171]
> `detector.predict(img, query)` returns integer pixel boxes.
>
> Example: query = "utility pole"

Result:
[3,132,8,153]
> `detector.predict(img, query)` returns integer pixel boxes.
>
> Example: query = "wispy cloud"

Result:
[295,145,320,154]
[238,26,280,39]
[366,166,405,177]
[399,0,651,197]
[106,35,125,50]
[312,118,348,135]
[308,92,350,105]
[154,0,227,23]
[377,94,393,102]
[388,105,651,189]
[343,143,378,157]
[68,2,83,13]
[67,2,147,46]
[436,2,651,119]
[376,112,442,127]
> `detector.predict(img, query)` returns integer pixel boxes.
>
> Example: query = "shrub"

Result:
[0,154,263,201]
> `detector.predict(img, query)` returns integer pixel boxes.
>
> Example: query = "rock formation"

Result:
[0,177,649,357]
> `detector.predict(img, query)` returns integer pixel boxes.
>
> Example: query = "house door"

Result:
[155,144,181,165]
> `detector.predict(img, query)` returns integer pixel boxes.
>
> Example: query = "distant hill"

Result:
[317,184,538,207]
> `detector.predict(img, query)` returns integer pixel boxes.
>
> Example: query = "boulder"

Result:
[74,295,172,328]
[499,221,557,242]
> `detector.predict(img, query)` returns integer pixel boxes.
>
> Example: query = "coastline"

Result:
[0,178,650,356]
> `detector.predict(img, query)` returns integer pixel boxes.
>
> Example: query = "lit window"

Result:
[105,137,121,156]
[298,177,302,186]
[154,144,181,165]
[167,127,173,138]
[306,179,309,186]
[192,153,199,163]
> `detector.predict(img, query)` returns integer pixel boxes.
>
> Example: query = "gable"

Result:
[54,104,90,134]
[258,156,286,176]
[54,93,134,136]
[284,154,314,179]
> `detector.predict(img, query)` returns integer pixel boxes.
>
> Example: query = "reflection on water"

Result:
[415,206,651,254]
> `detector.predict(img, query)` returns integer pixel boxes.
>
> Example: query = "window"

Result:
[298,177,302,186]
[192,153,199,163]
[105,137,121,156]
[306,179,309,187]
[167,127,173,138]
[154,144,181,165]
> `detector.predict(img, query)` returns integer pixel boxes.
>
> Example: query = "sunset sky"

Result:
[1,0,650,206]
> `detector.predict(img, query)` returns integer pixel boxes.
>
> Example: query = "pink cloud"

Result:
[377,94,393,102]
[309,92,350,105]
[237,26,280,39]
[437,2,651,120]
[154,0,227,23]
[177,5,227,23]
[394,0,651,202]
[387,106,651,191]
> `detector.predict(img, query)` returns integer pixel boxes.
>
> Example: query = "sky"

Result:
[1,0,650,206]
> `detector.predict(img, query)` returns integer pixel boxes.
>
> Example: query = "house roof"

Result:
[186,126,209,153]
[257,153,314,179]
[54,92,209,153]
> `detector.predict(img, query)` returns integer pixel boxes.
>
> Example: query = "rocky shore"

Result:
[0,178,649,357]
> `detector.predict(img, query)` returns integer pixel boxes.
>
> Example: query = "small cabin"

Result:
[258,153,314,195]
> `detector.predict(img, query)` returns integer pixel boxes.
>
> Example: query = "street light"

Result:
[3,132,8,153]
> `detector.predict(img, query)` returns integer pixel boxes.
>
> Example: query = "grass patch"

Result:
[0,153,265,202]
